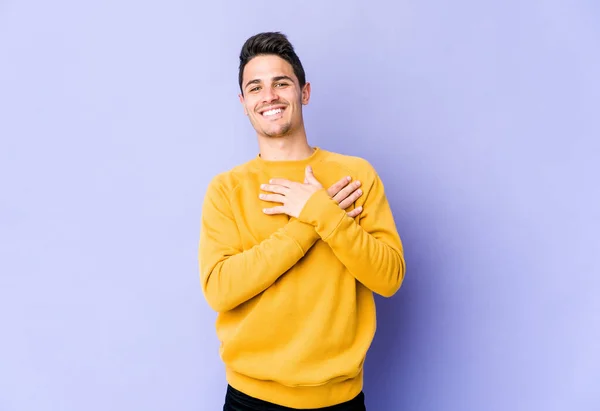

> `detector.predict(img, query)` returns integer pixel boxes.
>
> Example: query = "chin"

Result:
[263,124,292,138]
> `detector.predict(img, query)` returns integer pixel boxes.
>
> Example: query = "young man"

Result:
[199,32,405,410]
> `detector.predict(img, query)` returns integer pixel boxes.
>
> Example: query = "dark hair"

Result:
[238,31,306,94]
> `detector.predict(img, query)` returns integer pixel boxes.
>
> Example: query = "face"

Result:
[239,55,310,138]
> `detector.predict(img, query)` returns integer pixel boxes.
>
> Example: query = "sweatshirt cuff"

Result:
[283,218,320,254]
[297,188,347,240]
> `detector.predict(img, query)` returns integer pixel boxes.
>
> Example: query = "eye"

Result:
[249,86,261,92]
[274,82,288,88]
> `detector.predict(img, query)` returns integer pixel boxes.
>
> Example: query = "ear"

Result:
[301,82,311,105]
[238,93,248,115]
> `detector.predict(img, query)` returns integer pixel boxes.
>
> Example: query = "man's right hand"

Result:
[327,176,363,218]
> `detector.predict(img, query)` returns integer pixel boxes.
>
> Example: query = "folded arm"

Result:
[297,169,405,297]
[199,179,319,312]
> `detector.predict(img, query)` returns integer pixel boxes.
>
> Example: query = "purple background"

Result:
[1,1,599,410]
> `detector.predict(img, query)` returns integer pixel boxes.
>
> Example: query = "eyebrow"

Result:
[244,75,295,90]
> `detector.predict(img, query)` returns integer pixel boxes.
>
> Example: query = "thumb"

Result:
[305,165,321,186]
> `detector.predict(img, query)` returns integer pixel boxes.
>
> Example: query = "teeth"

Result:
[263,108,282,116]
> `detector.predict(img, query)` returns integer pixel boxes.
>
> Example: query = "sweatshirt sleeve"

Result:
[297,167,405,297]
[199,177,320,312]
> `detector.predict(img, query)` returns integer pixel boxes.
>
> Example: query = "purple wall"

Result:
[1,1,598,410]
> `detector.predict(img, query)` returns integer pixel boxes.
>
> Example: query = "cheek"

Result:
[249,110,264,123]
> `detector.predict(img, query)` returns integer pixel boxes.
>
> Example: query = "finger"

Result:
[346,206,363,218]
[327,176,351,197]
[261,184,289,195]
[269,178,293,188]
[338,187,363,209]
[259,193,286,203]
[333,179,361,203]
[263,206,286,215]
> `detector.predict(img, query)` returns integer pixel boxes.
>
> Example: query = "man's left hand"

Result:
[260,166,323,218]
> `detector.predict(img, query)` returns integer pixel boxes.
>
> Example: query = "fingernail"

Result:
[355,181,361,187]
[357,189,362,195]
[259,194,264,199]
[346,176,352,181]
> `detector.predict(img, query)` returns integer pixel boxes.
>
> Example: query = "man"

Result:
[199,32,405,410]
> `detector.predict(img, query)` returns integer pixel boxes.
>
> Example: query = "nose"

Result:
[261,85,279,103]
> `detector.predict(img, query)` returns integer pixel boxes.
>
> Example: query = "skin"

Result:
[239,54,362,218]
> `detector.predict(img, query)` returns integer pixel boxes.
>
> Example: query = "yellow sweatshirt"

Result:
[198,147,405,408]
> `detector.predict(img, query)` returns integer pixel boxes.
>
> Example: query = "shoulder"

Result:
[204,160,255,198]
[320,149,390,197]
[321,149,379,180]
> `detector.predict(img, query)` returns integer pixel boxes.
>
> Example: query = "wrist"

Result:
[297,189,346,239]
[284,218,320,254]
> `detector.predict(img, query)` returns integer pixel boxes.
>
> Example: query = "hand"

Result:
[327,176,363,218]
[260,166,323,218]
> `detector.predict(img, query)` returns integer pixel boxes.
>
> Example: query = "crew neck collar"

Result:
[251,147,327,171]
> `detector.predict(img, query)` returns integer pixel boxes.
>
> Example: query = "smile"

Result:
[259,106,286,119]
[263,108,282,117]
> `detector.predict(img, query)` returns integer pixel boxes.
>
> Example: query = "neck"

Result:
[257,129,313,161]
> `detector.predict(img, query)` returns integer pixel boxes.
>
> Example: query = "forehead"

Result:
[242,55,297,83]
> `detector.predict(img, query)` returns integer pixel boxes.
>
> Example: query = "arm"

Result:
[297,170,405,297]
[199,179,320,312]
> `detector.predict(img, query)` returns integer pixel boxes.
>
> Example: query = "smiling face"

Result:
[239,54,311,139]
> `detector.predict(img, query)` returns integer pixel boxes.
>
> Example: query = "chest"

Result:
[229,169,345,249]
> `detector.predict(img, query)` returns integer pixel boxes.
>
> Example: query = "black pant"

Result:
[223,385,366,411]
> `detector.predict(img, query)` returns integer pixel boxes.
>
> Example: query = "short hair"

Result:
[238,31,306,93]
